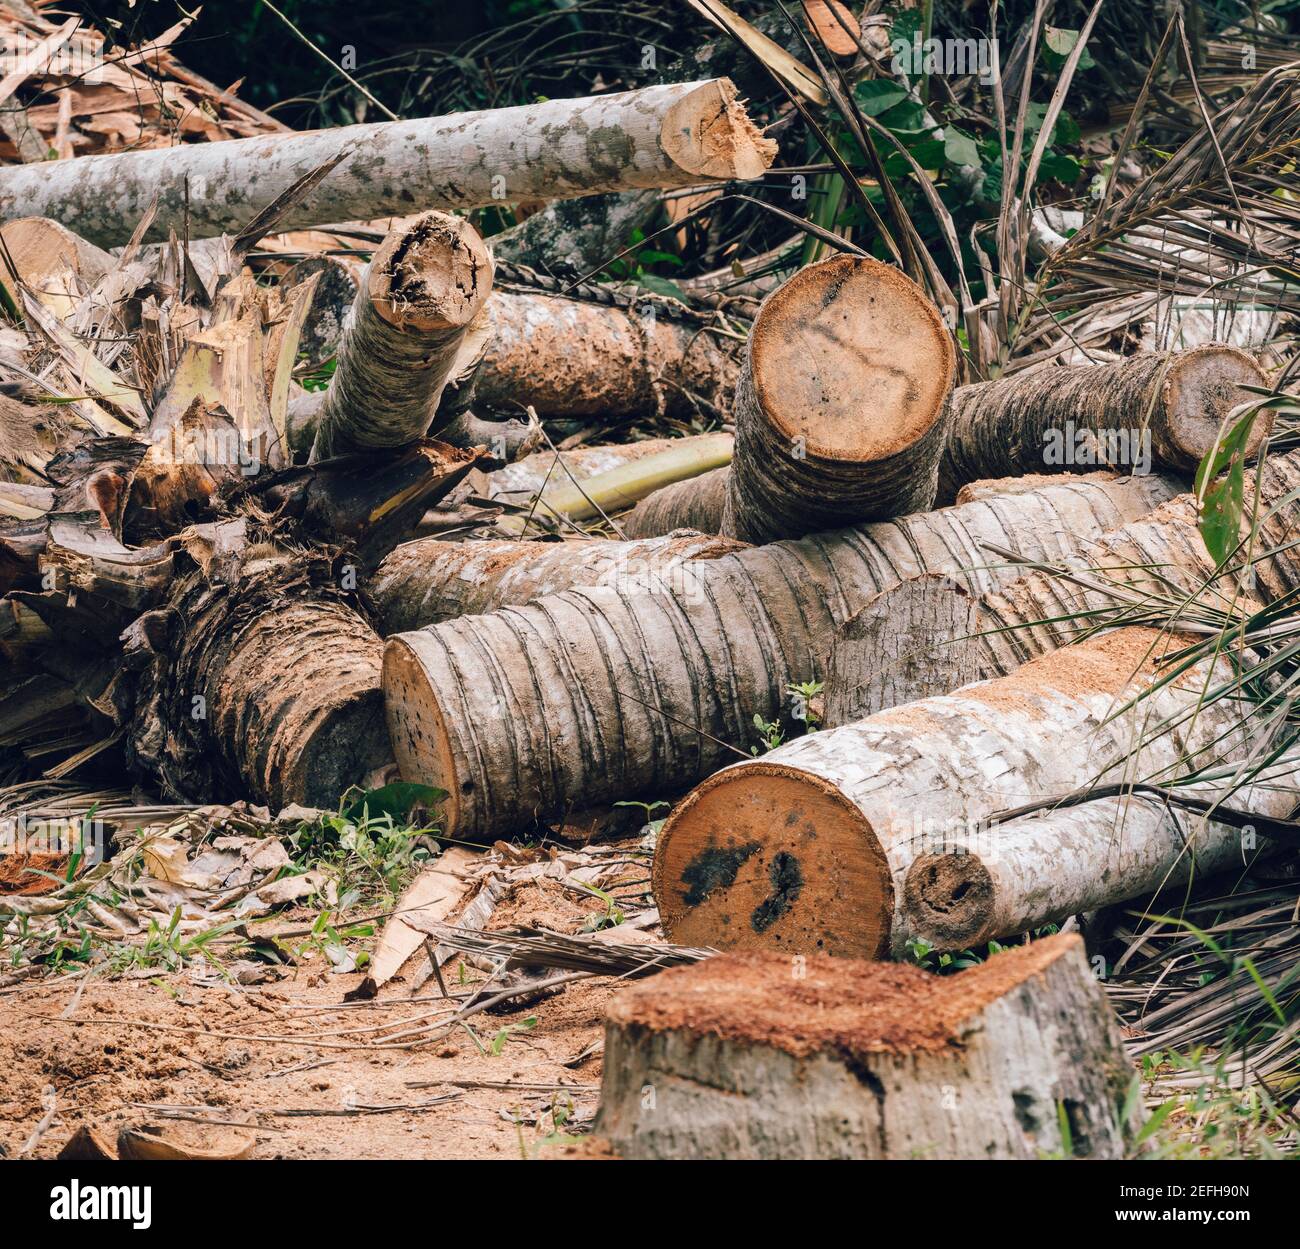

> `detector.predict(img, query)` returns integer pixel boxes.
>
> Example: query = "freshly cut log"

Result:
[621,255,957,542]
[903,790,1280,954]
[370,532,745,633]
[827,448,1300,722]
[473,290,741,423]
[309,213,492,459]
[0,80,777,247]
[594,934,1138,1159]
[653,627,1279,959]
[383,473,1174,839]
[941,347,1269,499]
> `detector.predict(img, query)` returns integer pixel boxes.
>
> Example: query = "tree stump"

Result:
[594,934,1140,1159]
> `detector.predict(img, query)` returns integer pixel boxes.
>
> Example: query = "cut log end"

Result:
[660,78,777,181]
[369,212,492,334]
[653,761,891,958]
[596,934,1138,1159]
[382,634,464,832]
[902,852,997,949]
[750,254,955,462]
[1159,344,1270,467]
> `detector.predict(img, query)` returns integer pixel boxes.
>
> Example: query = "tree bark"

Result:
[490,191,663,275]
[309,213,492,459]
[902,790,1277,954]
[594,934,1138,1159]
[620,255,957,541]
[652,627,1281,960]
[370,531,744,633]
[828,448,1300,720]
[940,347,1269,500]
[383,473,1174,840]
[472,290,742,422]
[0,79,777,247]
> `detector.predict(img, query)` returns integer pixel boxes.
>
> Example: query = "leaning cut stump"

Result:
[309,212,492,459]
[595,935,1138,1159]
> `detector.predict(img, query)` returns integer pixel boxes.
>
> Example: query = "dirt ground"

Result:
[0,871,623,1160]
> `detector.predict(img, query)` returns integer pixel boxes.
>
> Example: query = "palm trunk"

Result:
[0,79,776,247]
[826,448,1300,722]
[902,790,1279,954]
[621,255,957,542]
[309,213,492,459]
[653,627,1283,959]
[472,290,742,422]
[382,473,1174,840]
[370,531,743,632]
[940,347,1268,499]
[595,935,1136,1160]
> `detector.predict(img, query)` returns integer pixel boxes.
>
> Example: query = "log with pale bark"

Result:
[620,255,956,542]
[308,212,492,459]
[370,531,745,633]
[653,627,1289,960]
[0,80,777,247]
[939,347,1270,499]
[902,787,1280,955]
[489,191,663,276]
[594,934,1138,1159]
[825,448,1300,723]
[382,472,1174,840]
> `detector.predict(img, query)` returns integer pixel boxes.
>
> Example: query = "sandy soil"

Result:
[0,870,622,1160]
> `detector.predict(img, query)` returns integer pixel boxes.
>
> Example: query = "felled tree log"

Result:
[472,290,741,422]
[370,532,744,633]
[903,790,1276,955]
[826,449,1300,722]
[653,627,1283,959]
[595,935,1138,1159]
[127,442,477,809]
[940,347,1269,499]
[0,217,113,320]
[309,213,492,459]
[621,256,956,542]
[128,534,390,810]
[383,473,1174,839]
[0,80,777,247]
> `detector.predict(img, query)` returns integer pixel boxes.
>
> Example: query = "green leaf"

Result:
[1044,26,1096,69]
[342,782,448,823]
[1194,402,1265,566]
[632,273,686,300]
[1038,150,1080,184]
[852,79,907,116]
[942,128,981,168]
[876,99,930,135]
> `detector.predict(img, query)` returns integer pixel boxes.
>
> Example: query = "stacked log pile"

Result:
[0,8,1293,1161]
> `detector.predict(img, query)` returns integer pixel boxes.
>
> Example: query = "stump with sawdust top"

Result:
[593,934,1139,1159]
